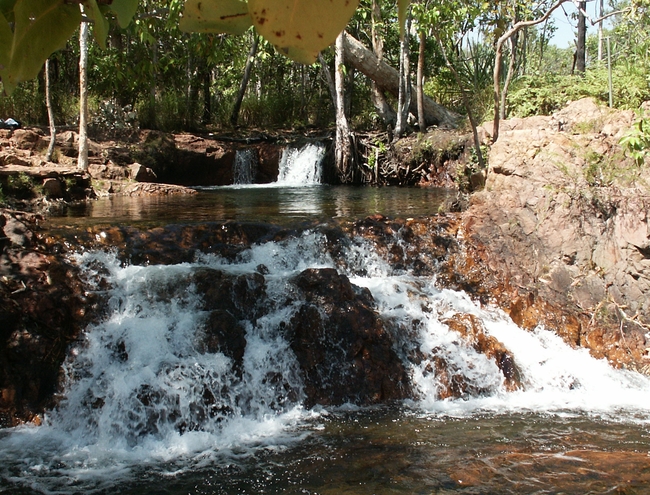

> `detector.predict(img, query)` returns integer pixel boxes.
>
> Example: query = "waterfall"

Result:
[233,149,257,185]
[1,229,649,493]
[276,143,325,186]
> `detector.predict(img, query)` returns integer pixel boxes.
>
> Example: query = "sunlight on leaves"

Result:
[248,0,359,64]
[0,0,80,94]
[180,0,252,36]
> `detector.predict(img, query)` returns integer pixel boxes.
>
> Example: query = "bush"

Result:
[507,66,650,118]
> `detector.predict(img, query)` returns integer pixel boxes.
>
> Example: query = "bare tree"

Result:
[231,34,260,127]
[335,32,352,182]
[78,6,89,172]
[45,59,56,162]
[416,30,426,133]
[395,17,411,138]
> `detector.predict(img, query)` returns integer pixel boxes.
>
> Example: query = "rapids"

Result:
[1,228,649,494]
[1,146,649,494]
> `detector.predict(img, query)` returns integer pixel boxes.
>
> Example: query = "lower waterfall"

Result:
[1,228,649,494]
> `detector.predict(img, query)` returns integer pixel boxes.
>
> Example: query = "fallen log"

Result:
[341,32,460,128]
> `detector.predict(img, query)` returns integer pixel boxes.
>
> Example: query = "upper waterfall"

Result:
[276,143,326,186]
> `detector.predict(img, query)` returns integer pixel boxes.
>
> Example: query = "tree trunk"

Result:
[416,31,426,133]
[202,66,211,125]
[395,18,411,138]
[500,34,518,120]
[576,1,587,73]
[231,34,259,127]
[492,0,569,142]
[45,59,56,162]
[335,32,352,183]
[78,9,89,172]
[318,53,336,104]
[341,32,458,128]
[370,0,396,126]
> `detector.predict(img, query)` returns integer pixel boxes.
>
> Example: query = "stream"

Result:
[1,147,649,495]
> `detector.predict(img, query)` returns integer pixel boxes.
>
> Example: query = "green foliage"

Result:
[620,114,650,166]
[3,173,38,200]
[507,66,650,117]
[0,0,81,93]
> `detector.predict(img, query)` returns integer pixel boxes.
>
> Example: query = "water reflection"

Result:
[49,185,455,228]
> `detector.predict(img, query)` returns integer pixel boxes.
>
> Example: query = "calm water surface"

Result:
[49,185,456,228]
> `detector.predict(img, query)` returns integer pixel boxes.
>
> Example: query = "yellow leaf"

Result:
[180,0,252,36]
[248,0,359,65]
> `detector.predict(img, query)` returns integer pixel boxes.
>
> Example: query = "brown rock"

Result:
[129,162,158,182]
[288,268,410,407]
[42,177,64,198]
[443,313,522,392]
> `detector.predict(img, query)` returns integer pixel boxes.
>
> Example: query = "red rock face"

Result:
[1,203,648,426]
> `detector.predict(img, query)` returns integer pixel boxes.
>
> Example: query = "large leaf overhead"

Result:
[180,0,252,35]
[0,0,80,94]
[248,0,360,64]
[109,0,139,29]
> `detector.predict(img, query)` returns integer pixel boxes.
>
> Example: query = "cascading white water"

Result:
[1,230,650,493]
[276,143,325,185]
[233,149,257,185]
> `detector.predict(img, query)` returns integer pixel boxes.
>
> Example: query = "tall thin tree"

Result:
[78,6,89,172]
[231,34,260,127]
[45,59,56,162]
[335,32,352,182]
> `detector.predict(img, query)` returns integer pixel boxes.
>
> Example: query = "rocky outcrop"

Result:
[469,98,650,372]
[0,210,96,427]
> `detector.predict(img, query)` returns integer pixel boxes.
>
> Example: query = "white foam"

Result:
[276,143,325,186]
[2,230,650,493]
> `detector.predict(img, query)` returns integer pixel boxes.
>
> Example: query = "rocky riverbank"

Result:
[1,98,649,426]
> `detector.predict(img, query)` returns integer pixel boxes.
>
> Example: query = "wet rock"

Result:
[442,313,522,392]
[0,211,97,427]
[287,268,410,407]
[202,310,247,367]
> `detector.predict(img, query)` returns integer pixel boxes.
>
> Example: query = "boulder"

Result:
[287,268,411,406]
[129,162,157,182]
[42,178,64,198]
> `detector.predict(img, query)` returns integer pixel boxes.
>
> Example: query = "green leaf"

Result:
[0,12,13,69]
[0,0,16,20]
[0,0,81,94]
[109,0,138,29]
[86,0,109,49]
[179,0,252,36]
[398,0,410,39]
[248,0,360,64]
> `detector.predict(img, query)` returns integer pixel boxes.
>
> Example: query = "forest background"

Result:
[0,0,649,153]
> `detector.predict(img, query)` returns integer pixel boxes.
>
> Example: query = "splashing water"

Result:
[276,143,325,186]
[1,230,649,494]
